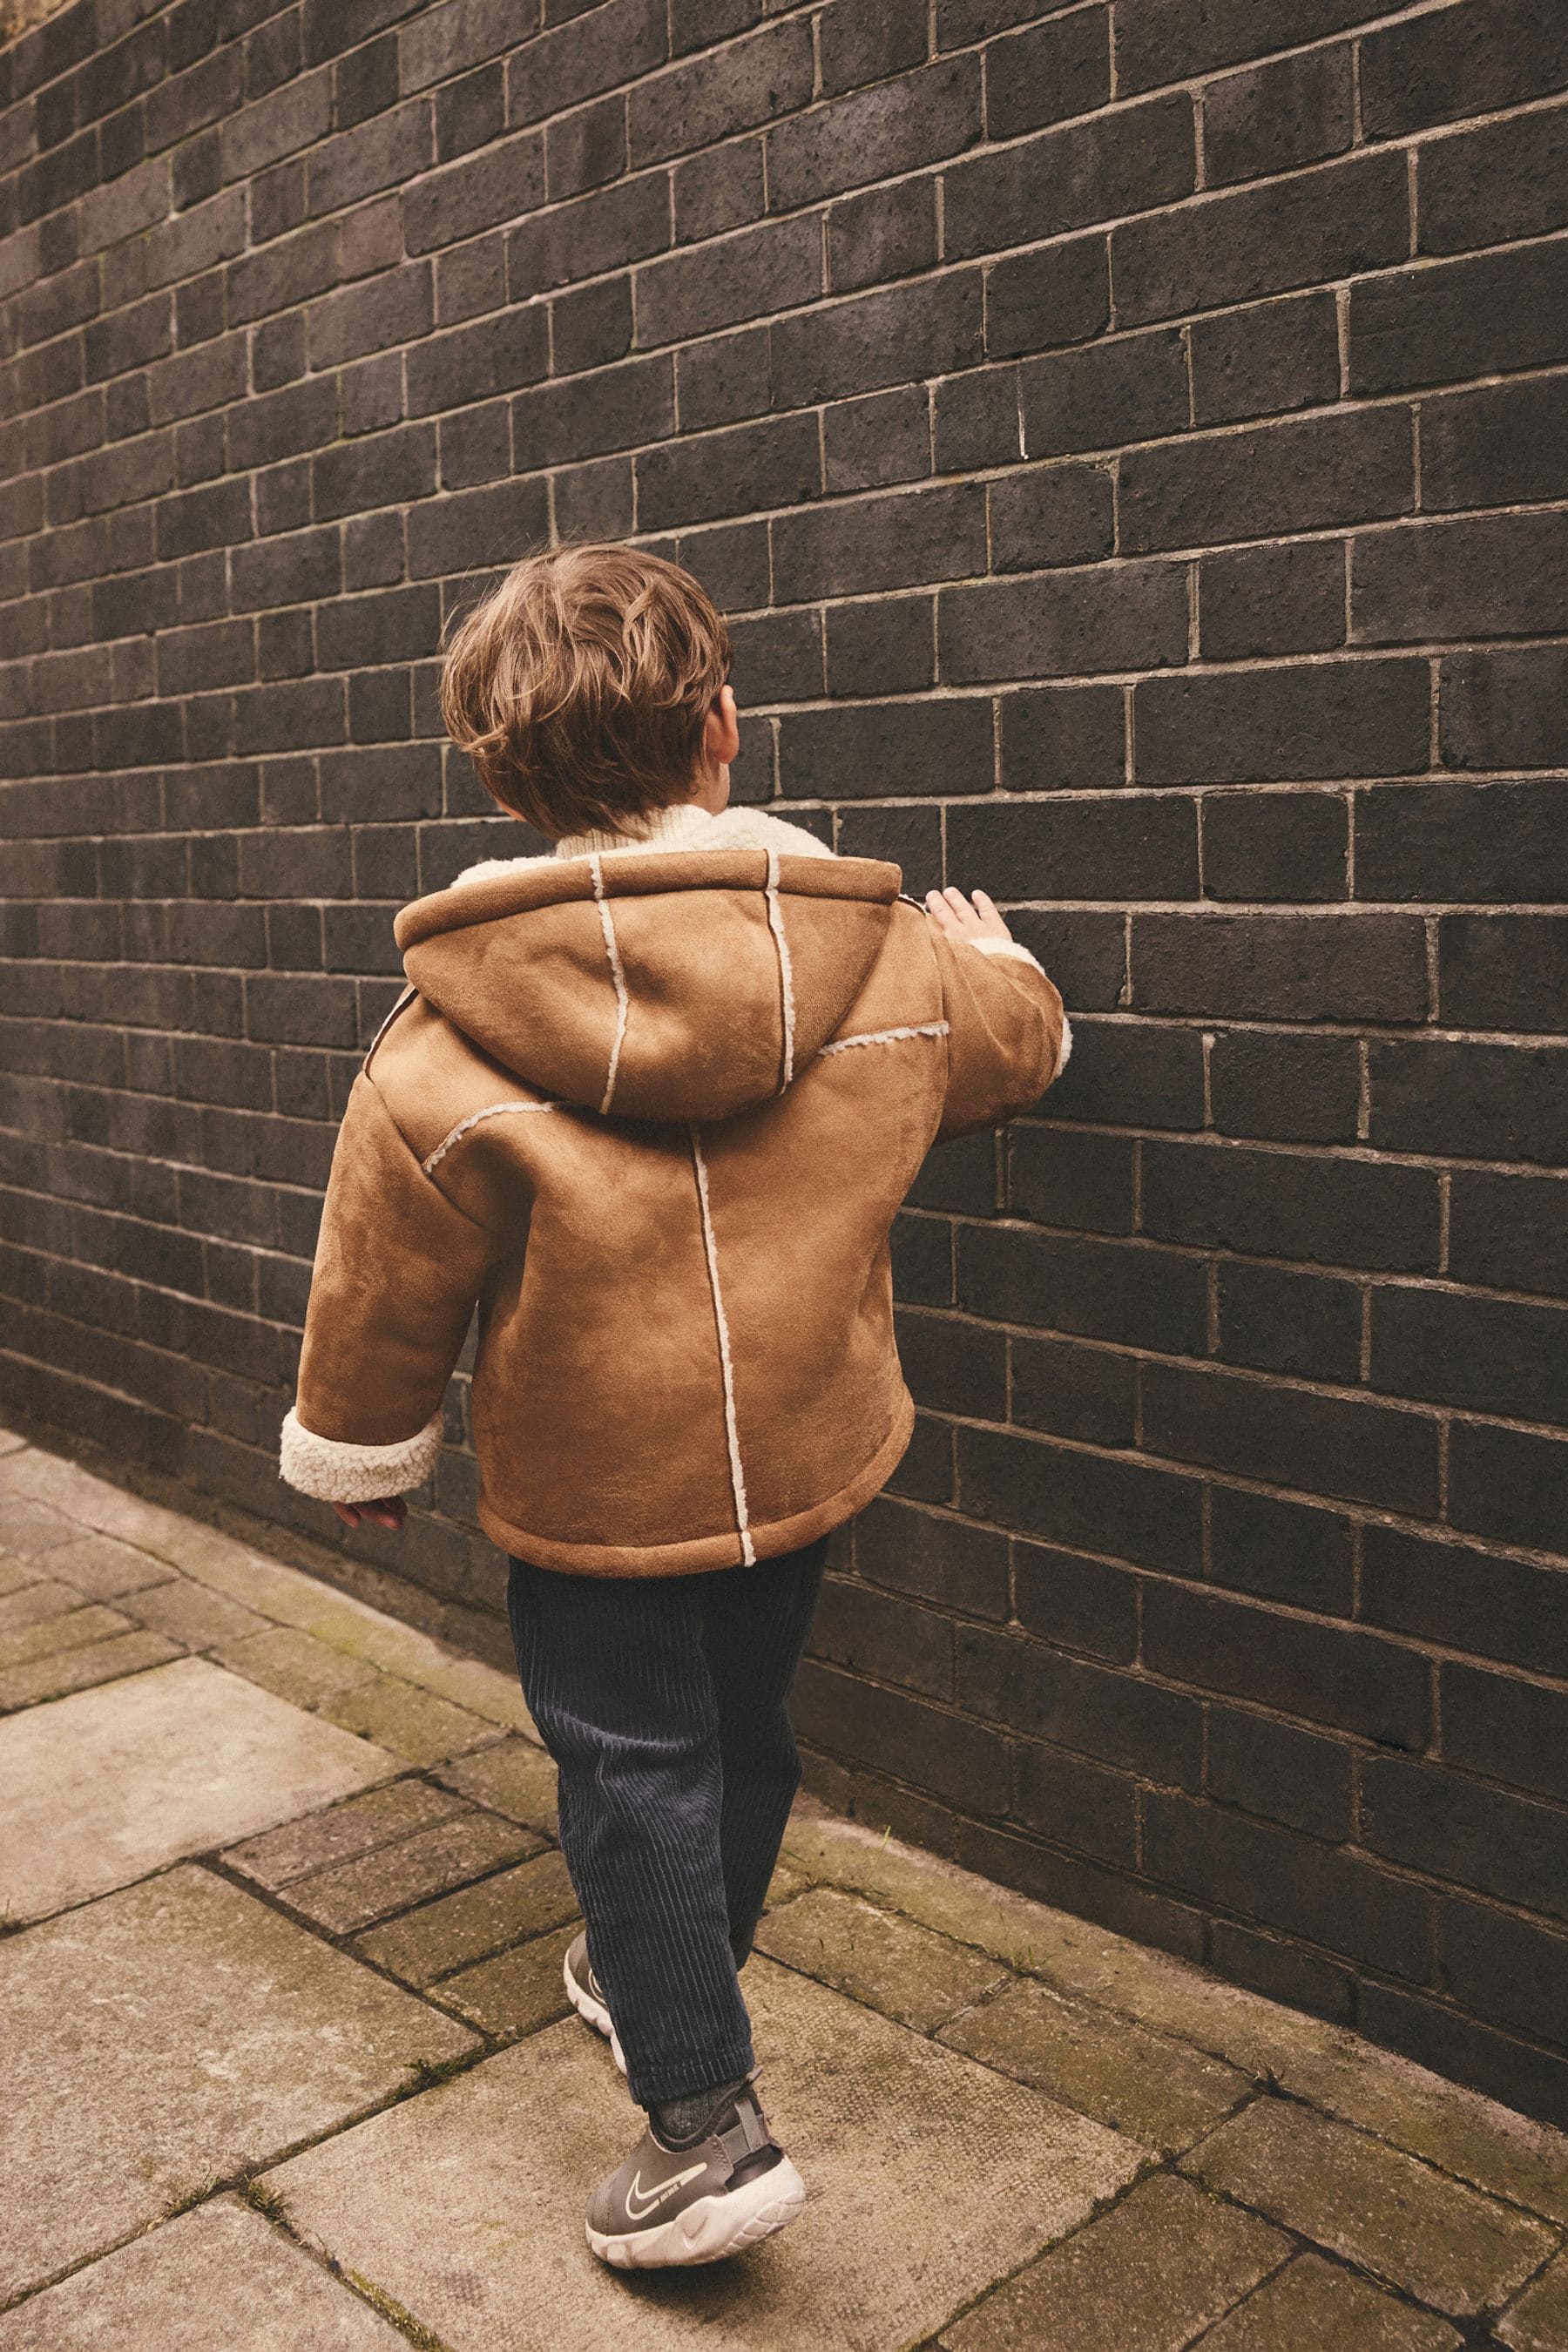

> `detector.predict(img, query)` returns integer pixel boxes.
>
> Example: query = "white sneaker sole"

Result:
[586,2156,807,2269]
[563,1946,626,2074]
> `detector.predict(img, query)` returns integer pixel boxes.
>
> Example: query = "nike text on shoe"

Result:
[564,1930,625,2073]
[585,2078,806,2269]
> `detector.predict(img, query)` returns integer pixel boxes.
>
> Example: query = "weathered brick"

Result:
[1350,239,1568,395]
[1021,326,1187,457]
[1140,1138,1441,1274]
[1202,45,1353,188]
[1418,98,1568,256]
[1200,541,1347,663]
[945,92,1194,261]
[1123,409,1411,555]
[1134,660,1430,785]
[767,56,982,212]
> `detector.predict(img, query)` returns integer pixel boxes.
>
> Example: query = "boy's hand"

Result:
[924,886,1015,945]
[332,1497,408,1531]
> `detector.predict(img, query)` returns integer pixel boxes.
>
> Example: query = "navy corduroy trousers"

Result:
[505,1536,828,2109]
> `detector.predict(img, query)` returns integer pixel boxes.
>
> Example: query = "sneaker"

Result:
[563,1931,625,2074]
[585,2078,806,2270]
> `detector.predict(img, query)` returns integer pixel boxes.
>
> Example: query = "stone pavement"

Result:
[1,1423,1565,2351]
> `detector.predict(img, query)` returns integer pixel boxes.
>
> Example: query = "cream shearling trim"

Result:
[449,802,836,889]
[280,1408,443,1503]
[587,851,632,1115]
[820,1021,950,1057]
[689,1125,755,1566]
[764,847,797,1091]
[968,936,1046,972]
[422,1099,554,1174]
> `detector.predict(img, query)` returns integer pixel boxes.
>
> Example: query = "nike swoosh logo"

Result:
[625,2162,706,2220]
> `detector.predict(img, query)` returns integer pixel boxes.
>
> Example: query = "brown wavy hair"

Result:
[439,541,733,840]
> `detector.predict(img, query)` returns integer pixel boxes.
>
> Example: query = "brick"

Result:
[513,354,673,469]
[1216,1259,1362,1386]
[1440,915,1568,1035]
[1125,409,1410,556]
[947,793,1199,901]
[1133,912,1425,1022]
[1021,326,1186,458]
[507,173,670,299]
[1369,1039,1568,1166]
[1134,660,1430,785]
[1419,98,1568,257]
[1209,1485,1354,1616]
[818,0,929,97]
[1202,45,1353,188]
[1350,239,1568,395]
[984,233,1109,362]
[777,697,993,801]
[1373,1288,1568,1428]
[1423,370,1568,515]
[827,179,937,296]
[1362,1754,1568,1927]
[821,385,931,493]
[1011,1330,1136,1447]
[793,1656,1011,1815]
[507,0,666,127]
[1004,913,1125,1010]
[1146,1790,1433,1977]
[638,214,819,347]
[1116,0,1382,94]
[1449,1168,1568,1300]
[1356,510,1568,647]
[772,273,983,410]
[629,17,811,167]
[1143,1359,1439,1517]
[958,1216,1206,1352]
[1142,1138,1438,1274]
[1117,152,1409,328]
[809,1572,954,1702]
[1208,1029,1360,1145]
[824,598,933,697]
[899,1304,1006,1419]
[547,92,627,204]
[1049,1019,1209,1131]
[984,8,1110,141]
[774,482,985,600]
[1200,541,1347,662]
[766,56,982,213]
[957,1619,1202,1785]
[941,561,1188,683]
[997,685,1125,792]
[1206,1707,1353,1842]
[945,93,1194,262]
[1369,1523,1568,1682]
[1360,0,1568,139]
[636,412,819,529]
[1450,1422,1568,1555]
[1152,1571,1419,1759]
[1443,1662,1568,1808]
[855,1496,1010,1622]
[1356,781,1568,908]
[1441,1898,1568,2060]
[1009,1124,1134,1236]
[1203,791,1348,903]
[1440,645,1568,772]
[990,463,1113,571]
[1013,1538,1138,1663]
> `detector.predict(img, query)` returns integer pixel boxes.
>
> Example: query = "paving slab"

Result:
[941,1974,1251,2152]
[0,1865,476,2302]
[436,1734,559,1835]
[214,1625,384,1708]
[0,1601,133,1669]
[1200,2251,1463,2351]
[267,1956,1143,2352]
[42,1531,179,1599]
[0,1629,181,1715]
[224,1780,470,1890]
[0,1491,78,1554]
[0,1656,397,1923]
[282,1809,537,1935]
[354,1846,573,1984]
[0,2196,408,2350]
[0,1556,38,1596]
[1181,2094,1555,2317]
[124,1577,272,1649]
[0,1578,91,1631]
[436,1920,581,2035]
[755,1885,1010,2033]
[939,2172,1285,2352]
[324,1675,500,1766]
[783,1801,1568,2225]
[1499,2247,1568,2351]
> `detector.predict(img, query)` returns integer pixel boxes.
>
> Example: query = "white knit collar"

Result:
[448,800,835,889]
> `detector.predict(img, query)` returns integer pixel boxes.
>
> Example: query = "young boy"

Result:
[280,543,1069,2270]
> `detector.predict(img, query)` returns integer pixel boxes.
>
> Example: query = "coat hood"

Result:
[392,842,903,1124]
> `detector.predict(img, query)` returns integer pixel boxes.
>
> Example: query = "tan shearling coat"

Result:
[280,801,1069,1577]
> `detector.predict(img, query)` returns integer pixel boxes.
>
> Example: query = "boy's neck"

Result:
[553,798,727,861]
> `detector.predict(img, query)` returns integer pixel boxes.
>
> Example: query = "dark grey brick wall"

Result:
[3,0,1567,2125]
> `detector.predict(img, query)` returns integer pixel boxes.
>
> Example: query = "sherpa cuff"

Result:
[280,1408,443,1503]
[966,936,1073,1077]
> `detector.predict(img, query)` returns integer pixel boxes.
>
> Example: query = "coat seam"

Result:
[689,1125,756,1568]
[588,850,632,1116]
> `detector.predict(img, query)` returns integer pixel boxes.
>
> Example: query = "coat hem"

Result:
[475,1390,916,1577]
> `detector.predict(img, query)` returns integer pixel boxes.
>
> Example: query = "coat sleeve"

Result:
[280,1072,503,1504]
[934,930,1072,1143]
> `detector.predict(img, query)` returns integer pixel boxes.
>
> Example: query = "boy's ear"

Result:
[705,684,740,767]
